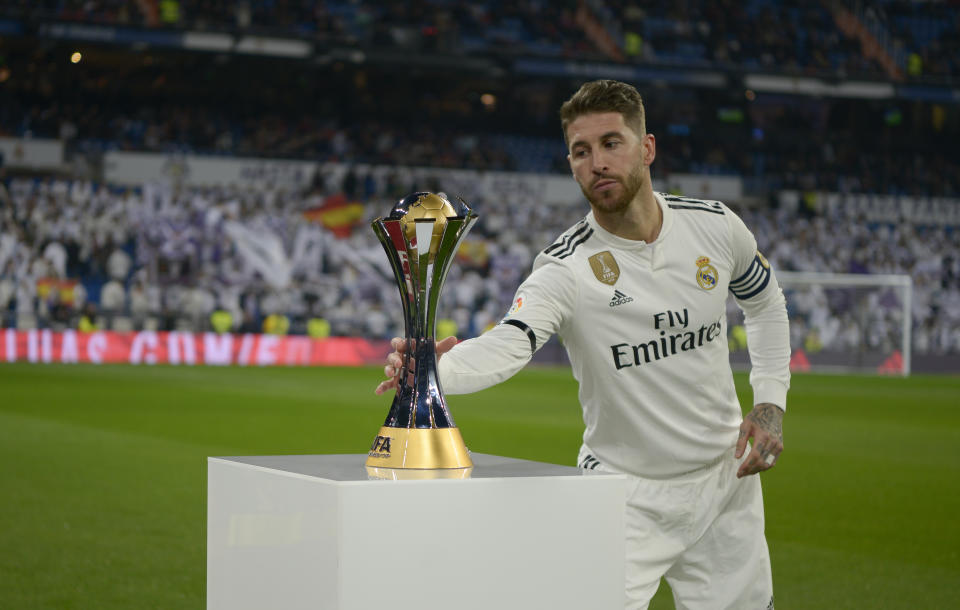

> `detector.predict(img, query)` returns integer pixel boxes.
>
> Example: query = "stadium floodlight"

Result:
[728,272,912,376]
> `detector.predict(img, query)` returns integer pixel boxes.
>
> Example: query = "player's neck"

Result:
[592,186,661,243]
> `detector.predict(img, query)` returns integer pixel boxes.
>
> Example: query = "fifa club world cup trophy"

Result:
[367,192,477,471]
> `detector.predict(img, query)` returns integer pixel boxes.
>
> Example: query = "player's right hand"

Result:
[374,336,458,395]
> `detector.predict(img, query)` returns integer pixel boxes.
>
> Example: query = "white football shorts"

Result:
[581,447,774,609]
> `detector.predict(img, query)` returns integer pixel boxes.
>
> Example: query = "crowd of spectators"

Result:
[737,203,960,358]
[0,0,601,60]
[5,69,959,196]
[867,0,960,80]
[7,1,958,83]
[609,0,956,82]
[2,173,958,358]
[23,107,519,173]
[2,1,959,364]
[610,0,885,77]
[3,2,960,196]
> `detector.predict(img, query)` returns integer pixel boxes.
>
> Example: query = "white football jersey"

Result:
[439,192,790,478]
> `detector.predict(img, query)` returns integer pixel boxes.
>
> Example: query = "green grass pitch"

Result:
[0,363,958,609]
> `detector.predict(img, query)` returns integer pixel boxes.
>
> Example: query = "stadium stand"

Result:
[2,173,958,356]
[2,55,958,195]
[0,0,958,364]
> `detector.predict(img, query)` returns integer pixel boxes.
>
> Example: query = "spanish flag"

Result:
[303,193,365,238]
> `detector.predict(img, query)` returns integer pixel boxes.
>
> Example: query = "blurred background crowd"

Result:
[1,0,958,362]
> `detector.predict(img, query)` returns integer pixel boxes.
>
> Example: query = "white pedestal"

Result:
[207,453,626,610]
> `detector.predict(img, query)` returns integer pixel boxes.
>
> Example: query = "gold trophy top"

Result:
[396,192,458,259]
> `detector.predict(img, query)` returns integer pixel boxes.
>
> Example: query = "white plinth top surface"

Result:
[212,452,595,481]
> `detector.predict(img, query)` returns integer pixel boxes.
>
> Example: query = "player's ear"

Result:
[643,134,656,167]
[567,153,574,175]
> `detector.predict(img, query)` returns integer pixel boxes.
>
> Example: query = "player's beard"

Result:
[581,164,645,214]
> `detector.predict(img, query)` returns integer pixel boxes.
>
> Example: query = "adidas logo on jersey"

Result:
[609,290,634,307]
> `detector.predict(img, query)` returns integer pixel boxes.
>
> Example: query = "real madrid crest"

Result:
[589,251,620,285]
[695,256,718,290]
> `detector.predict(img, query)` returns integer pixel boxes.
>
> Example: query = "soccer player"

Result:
[377,79,790,609]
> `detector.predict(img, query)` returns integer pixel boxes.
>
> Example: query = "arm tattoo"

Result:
[747,402,784,441]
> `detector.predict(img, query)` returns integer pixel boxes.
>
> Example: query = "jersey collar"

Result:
[585,191,674,251]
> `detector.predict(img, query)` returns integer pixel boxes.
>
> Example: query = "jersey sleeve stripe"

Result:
[729,255,771,299]
[543,222,589,255]
[730,255,763,285]
[732,271,770,299]
[502,319,537,354]
[730,260,762,288]
[730,267,766,296]
[555,228,594,259]
[667,203,725,215]
[579,455,600,470]
[730,268,763,292]
[661,194,725,213]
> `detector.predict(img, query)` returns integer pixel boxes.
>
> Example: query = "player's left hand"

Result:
[735,402,784,478]
[374,336,458,396]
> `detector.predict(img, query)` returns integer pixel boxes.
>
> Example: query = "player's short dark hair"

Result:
[559,80,646,145]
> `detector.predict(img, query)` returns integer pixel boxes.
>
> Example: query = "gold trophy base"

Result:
[365,465,473,480]
[365,426,473,470]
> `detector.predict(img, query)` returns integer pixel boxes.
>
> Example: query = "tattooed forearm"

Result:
[737,403,785,476]
[747,403,784,440]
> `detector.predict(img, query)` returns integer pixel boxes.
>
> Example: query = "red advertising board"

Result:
[0,330,391,367]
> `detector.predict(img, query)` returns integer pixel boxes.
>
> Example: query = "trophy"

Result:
[367,192,477,471]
